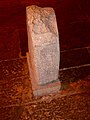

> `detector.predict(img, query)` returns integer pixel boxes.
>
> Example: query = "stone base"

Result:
[33,81,61,97]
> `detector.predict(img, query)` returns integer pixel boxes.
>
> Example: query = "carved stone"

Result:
[26,5,60,96]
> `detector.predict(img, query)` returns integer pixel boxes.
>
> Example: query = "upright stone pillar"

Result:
[26,5,60,96]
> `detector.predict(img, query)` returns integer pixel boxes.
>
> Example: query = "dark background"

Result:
[0,0,90,67]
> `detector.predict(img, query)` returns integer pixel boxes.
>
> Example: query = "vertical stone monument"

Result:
[26,5,60,96]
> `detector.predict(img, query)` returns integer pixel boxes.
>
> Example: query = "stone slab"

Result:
[26,5,60,96]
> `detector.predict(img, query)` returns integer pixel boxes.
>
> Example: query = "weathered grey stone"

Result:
[26,5,60,96]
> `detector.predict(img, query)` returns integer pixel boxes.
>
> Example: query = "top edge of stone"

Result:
[26,5,54,11]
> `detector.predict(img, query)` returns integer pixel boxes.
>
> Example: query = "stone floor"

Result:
[0,76,90,120]
[0,58,90,120]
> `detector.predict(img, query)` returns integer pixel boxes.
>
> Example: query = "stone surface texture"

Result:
[26,5,60,96]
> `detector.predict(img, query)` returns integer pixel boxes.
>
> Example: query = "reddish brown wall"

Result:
[0,0,90,67]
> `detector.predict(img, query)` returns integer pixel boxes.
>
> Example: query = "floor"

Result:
[0,70,90,120]
[0,82,90,120]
